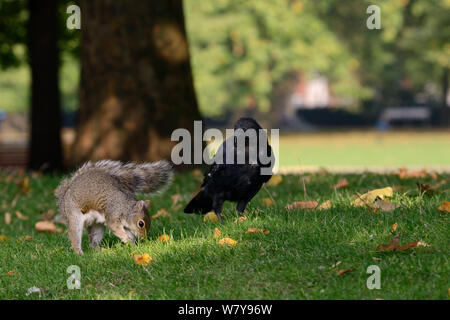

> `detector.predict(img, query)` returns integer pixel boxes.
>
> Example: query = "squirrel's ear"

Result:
[144,200,151,210]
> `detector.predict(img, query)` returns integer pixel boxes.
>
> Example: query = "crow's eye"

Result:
[138,220,145,228]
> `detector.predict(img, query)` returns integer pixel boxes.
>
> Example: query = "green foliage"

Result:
[184,0,370,117]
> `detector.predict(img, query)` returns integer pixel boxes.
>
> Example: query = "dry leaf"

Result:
[377,235,427,252]
[417,183,436,195]
[377,234,400,251]
[4,212,11,225]
[0,235,11,242]
[17,235,33,242]
[285,200,318,211]
[171,194,182,205]
[219,237,237,246]
[213,227,221,239]
[15,211,28,221]
[437,201,450,213]
[398,168,428,179]
[267,175,283,187]
[234,216,247,223]
[203,211,219,223]
[337,267,354,276]
[261,198,274,207]
[172,204,183,211]
[133,253,153,266]
[246,228,270,235]
[35,221,61,233]
[16,177,31,194]
[318,200,332,210]
[391,222,398,233]
[331,178,349,189]
[353,187,393,207]
[157,234,170,243]
[152,208,171,219]
[372,199,400,212]
[6,270,16,276]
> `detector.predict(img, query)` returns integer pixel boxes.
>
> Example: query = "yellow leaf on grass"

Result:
[267,175,283,187]
[246,228,270,235]
[16,177,31,194]
[438,201,450,213]
[219,237,237,246]
[152,208,171,219]
[157,234,170,243]
[213,228,221,239]
[203,211,219,223]
[35,221,62,233]
[234,216,247,223]
[133,253,153,266]
[285,201,318,211]
[318,200,332,210]
[4,212,11,225]
[0,235,11,242]
[354,187,393,207]
[392,222,398,233]
[261,198,274,207]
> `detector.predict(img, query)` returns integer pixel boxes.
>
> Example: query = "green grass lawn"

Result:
[278,130,450,167]
[0,170,448,299]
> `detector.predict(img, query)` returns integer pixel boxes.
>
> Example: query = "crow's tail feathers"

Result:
[184,188,213,214]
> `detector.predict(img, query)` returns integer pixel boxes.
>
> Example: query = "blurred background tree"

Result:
[0,0,448,169]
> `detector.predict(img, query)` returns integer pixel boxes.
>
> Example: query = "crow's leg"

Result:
[212,197,224,223]
[236,200,249,216]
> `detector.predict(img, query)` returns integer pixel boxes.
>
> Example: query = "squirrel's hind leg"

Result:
[65,200,85,254]
[87,224,105,249]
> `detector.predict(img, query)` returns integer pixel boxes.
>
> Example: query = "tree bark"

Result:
[28,0,63,171]
[441,68,449,127]
[72,0,202,165]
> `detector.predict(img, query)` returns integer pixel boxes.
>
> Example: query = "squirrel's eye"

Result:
[138,220,145,228]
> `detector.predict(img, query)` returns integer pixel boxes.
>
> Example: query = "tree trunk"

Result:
[28,0,63,171]
[72,0,202,165]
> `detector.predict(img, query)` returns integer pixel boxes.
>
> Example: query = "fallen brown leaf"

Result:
[377,235,428,252]
[331,178,349,189]
[35,221,62,233]
[171,194,182,206]
[391,222,398,233]
[16,177,31,195]
[15,211,28,221]
[437,201,450,213]
[285,201,318,211]
[4,212,11,225]
[246,228,270,235]
[337,267,354,276]
[234,216,247,223]
[152,208,171,219]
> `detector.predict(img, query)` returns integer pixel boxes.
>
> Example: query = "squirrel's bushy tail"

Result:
[55,160,173,199]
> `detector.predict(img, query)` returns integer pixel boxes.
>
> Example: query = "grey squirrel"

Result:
[55,160,173,254]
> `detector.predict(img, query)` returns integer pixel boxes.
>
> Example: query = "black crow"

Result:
[184,117,274,222]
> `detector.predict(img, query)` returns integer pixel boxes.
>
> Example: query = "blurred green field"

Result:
[278,130,450,169]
